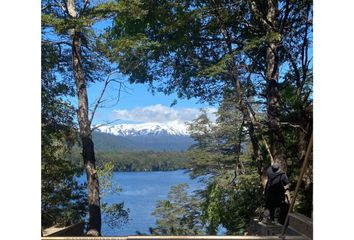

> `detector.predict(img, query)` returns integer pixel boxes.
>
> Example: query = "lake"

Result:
[99,170,204,236]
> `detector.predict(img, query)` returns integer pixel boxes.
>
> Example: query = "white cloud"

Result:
[112,104,217,124]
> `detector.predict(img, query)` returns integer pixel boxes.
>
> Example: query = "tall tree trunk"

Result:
[264,0,287,171]
[72,30,102,236]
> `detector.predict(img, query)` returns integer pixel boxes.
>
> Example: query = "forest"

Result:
[69,150,191,172]
[42,0,313,237]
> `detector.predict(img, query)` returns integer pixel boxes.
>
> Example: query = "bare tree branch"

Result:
[89,70,125,126]
[104,79,124,107]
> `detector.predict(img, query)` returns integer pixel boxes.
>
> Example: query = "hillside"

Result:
[92,129,194,152]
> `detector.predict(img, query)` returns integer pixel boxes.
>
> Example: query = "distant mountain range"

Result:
[92,123,194,151]
[96,122,189,136]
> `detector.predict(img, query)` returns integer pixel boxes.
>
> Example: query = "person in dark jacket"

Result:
[264,163,289,223]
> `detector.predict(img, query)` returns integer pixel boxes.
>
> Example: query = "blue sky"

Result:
[86,76,216,125]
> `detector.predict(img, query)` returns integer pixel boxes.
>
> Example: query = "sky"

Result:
[86,77,217,126]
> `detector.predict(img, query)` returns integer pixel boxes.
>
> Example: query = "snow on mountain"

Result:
[96,122,190,136]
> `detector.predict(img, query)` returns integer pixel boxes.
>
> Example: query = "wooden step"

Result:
[288,213,312,240]
[248,219,301,238]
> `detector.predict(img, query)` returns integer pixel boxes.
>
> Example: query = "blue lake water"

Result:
[96,170,204,236]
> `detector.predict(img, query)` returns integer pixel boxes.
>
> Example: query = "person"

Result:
[264,163,289,224]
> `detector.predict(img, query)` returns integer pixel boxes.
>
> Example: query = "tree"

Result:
[186,110,222,178]
[41,0,130,235]
[142,95,262,234]
[42,43,87,228]
[187,94,253,179]
[185,99,264,234]
[151,184,204,235]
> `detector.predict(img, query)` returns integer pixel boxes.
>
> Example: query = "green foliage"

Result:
[186,98,247,178]
[97,162,122,197]
[108,0,237,102]
[102,202,129,229]
[218,174,263,234]
[202,182,222,235]
[186,110,223,177]
[107,0,313,103]
[41,14,67,32]
[192,169,263,235]
[151,184,204,235]
[186,95,267,233]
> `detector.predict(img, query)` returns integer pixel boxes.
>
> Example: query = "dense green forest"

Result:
[42,0,313,236]
[69,150,191,172]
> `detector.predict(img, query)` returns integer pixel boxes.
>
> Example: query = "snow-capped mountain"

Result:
[96,122,189,136]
